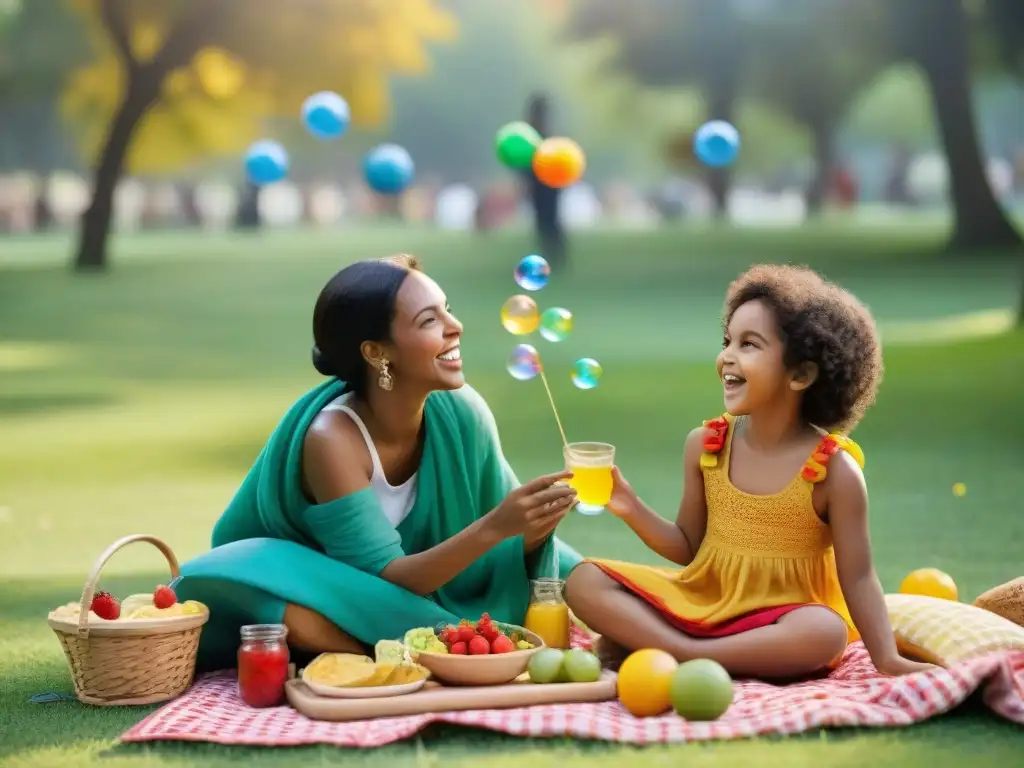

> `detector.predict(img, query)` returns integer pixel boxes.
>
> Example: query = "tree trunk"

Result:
[73,73,159,272]
[804,120,833,216]
[1018,266,1024,328]
[917,0,1022,250]
[704,87,738,221]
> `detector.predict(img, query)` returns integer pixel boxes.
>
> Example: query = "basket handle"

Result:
[76,534,181,639]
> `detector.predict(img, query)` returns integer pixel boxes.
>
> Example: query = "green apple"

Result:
[669,658,734,721]
[527,648,566,684]
[562,649,601,683]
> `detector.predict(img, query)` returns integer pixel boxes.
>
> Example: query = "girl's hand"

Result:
[606,466,639,518]
[875,655,941,676]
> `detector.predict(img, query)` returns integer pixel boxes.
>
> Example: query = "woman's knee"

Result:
[282,603,364,654]
[783,605,849,666]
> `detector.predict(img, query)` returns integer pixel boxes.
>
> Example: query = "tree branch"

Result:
[99,0,136,69]
[148,1,231,77]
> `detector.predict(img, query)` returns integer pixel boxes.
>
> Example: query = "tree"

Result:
[62,0,457,272]
[883,0,1021,249]
[743,1,890,213]
[562,0,749,218]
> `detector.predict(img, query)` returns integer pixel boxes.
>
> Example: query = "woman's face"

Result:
[383,270,464,391]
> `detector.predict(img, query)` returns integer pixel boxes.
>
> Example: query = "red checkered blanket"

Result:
[120,629,1024,747]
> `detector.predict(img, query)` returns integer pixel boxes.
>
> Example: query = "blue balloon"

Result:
[244,139,289,185]
[693,120,741,168]
[363,143,415,195]
[301,91,350,140]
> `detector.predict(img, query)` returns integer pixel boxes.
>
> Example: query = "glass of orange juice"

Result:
[564,442,615,515]
[524,578,571,649]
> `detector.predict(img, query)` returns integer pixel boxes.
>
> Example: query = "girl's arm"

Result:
[828,452,938,675]
[609,428,707,566]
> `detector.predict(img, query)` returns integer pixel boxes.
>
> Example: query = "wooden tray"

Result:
[286,673,618,722]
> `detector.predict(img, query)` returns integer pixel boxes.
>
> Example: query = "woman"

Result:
[174,254,583,670]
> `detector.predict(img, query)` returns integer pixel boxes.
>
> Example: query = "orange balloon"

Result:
[616,648,679,717]
[899,568,959,601]
[532,137,586,188]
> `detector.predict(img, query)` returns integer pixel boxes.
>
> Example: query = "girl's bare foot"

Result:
[594,635,631,671]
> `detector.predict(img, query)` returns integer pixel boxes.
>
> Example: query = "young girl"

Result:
[565,264,936,679]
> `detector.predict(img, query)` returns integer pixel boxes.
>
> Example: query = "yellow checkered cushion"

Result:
[885,593,1024,666]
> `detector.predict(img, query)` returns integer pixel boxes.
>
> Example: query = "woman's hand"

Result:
[523,492,578,552]
[484,470,577,542]
[875,654,942,677]
[606,466,640,518]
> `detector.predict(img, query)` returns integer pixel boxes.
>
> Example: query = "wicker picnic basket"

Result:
[47,534,209,706]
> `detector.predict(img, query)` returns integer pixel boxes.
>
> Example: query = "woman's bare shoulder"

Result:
[302,409,372,503]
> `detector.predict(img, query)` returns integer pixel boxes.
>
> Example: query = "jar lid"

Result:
[240,623,288,641]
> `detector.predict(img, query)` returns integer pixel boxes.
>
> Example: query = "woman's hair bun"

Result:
[311,344,335,377]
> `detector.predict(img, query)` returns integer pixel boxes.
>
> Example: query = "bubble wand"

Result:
[537,363,570,452]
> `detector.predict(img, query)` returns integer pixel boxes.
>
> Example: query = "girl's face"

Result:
[380,270,465,392]
[716,299,791,416]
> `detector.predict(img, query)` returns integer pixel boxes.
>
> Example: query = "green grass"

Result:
[1,225,1022,766]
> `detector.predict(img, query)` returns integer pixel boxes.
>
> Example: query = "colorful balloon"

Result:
[501,294,541,335]
[301,91,350,140]
[514,254,551,291]
[495,121,542,169]
[507,344,541,381]
[571,358,602,389]
[532,137,586,188]
[693,120,740,168]
[244,140,289,185]
[364,143,415,194]
[540,307,573,342]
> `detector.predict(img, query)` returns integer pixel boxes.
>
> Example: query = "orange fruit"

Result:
[532,137,586,188]
[899,568,958,601]
[616,648,679,717]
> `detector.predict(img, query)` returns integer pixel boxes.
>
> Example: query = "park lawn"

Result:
[0,226,1022,766]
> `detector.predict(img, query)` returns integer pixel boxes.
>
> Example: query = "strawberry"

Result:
[89,590,120,620]
[449,641,468,655]
[457,625,477,644]
[439,626,457,645]
[490,635,515,654]
[153,584,177,609]
[468,635,491,655]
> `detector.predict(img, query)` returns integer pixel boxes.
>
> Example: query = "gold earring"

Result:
[377,359,393,391]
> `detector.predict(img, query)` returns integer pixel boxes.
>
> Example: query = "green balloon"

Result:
[495,121,541,169]
[669,659,734,721]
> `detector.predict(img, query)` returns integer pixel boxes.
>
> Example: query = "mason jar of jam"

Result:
[237,624,290,708]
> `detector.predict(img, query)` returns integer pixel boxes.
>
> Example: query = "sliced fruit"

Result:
[303,653,376,688]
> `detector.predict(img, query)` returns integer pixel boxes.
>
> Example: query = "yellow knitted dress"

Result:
[587,413,862,642]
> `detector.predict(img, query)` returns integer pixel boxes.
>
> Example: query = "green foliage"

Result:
[844,65,938,146]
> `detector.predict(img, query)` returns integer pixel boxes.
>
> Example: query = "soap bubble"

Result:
[301,91,350,140]
[514,254,551,291]
[507,344,541,381]
[571,358,602,389]
[244,140,289,185]
[501,294,540,335]
[539,307,573,342]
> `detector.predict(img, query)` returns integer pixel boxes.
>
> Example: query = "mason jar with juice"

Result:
[524,578,571,649]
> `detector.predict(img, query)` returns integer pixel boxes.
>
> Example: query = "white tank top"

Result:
[324,393,418,528]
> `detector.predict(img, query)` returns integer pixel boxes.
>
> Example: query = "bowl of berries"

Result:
[403,613,544,686]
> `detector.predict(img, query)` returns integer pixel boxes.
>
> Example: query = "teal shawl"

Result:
[175,379,581,669]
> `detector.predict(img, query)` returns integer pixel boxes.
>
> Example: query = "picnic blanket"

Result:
[120,627,1024,747]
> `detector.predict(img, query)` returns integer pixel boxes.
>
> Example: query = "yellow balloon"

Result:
[899,568,958,601]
